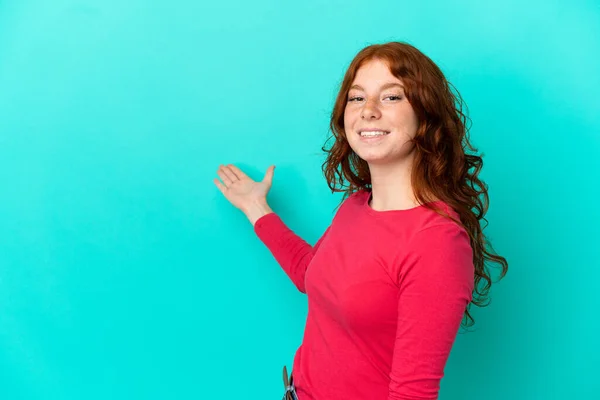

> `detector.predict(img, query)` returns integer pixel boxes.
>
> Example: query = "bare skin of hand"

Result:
[214,164,275,225]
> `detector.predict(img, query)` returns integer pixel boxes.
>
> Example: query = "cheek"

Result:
[406,106,419,128]
[410,115,420,137]
[343,108,354,129]
[396,109,419,135]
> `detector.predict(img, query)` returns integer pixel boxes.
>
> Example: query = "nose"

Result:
[360,99,381,119]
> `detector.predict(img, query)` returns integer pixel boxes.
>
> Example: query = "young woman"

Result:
[214,41,508,400]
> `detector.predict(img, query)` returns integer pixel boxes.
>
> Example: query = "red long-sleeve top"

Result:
[254,190,474,399]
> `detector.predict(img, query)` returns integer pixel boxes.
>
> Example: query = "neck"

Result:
[367,157,420,211]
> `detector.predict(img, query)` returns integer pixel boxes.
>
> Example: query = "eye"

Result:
[347,95,403,102]
[348,96,363,102]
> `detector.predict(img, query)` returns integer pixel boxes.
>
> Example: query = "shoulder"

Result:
[411,210,471,253]
[399,203,473,266]
[333,189,369,215]
[403,219,473,279]
[347,189,369,203]
[408,199,466,238]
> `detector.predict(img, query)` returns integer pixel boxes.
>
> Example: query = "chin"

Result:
[355,152,389,164]
[359,150,413,166]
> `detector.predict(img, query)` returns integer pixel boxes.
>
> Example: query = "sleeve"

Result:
[388,223,474,400]
[253,212,331,293]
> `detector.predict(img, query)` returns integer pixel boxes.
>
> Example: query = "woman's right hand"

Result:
[213,164,275,214]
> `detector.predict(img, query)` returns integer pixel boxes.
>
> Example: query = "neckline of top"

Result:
[360,190,447,216]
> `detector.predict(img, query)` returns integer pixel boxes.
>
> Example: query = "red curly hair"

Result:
[321,41,508,328]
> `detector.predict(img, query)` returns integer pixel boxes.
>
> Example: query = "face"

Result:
[343,59,419,166]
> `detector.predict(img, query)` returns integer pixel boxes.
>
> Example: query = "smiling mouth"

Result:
[358,130,390,137]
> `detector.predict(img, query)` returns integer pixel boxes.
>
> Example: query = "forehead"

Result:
[350,59,403,89]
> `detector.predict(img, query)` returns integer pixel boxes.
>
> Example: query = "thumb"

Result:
[263,165,275,185]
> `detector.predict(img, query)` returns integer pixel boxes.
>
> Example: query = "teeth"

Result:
[360,131,389,137]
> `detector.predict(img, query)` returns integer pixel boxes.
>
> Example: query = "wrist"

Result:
[244,200,273,226]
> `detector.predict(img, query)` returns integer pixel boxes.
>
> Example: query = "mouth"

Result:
[358,130,390,138]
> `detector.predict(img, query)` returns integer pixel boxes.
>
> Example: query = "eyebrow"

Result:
[350,82,404,91]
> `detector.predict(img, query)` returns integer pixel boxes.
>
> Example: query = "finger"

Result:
[220,165,239,183]
[213,178,226,193]
[263,165,275,185]
[227,164,248,180]
[216,168,232,186]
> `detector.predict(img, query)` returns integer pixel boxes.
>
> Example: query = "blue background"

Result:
[1,0,599,399]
